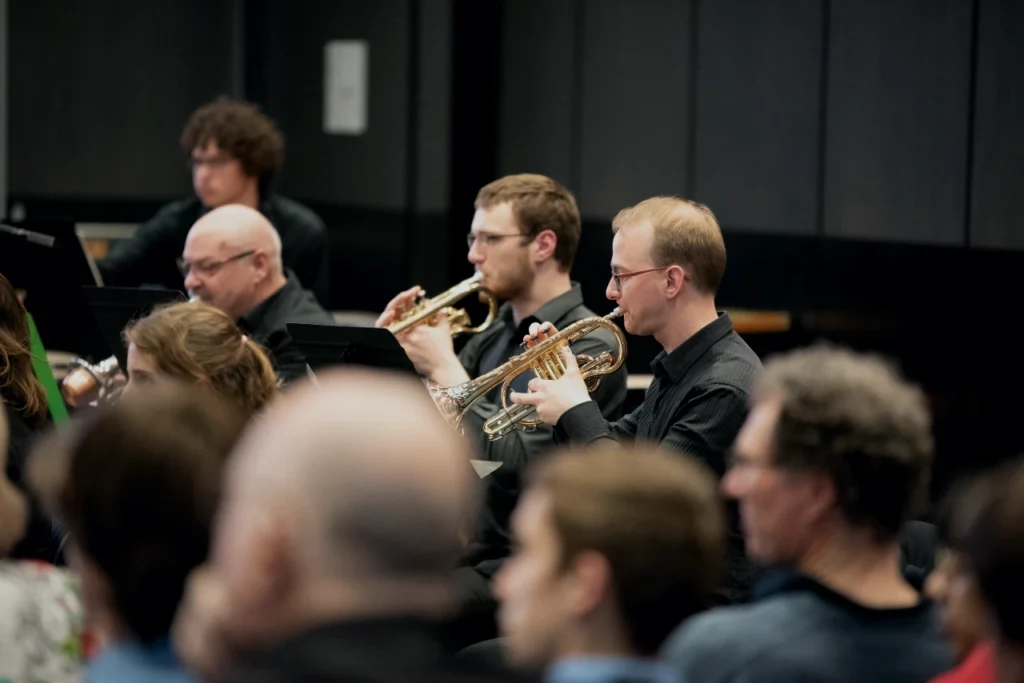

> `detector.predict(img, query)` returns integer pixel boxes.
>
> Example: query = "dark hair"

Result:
[0,273,48,423]
[475,174,581,271]
[757,344,933,541]
[961,458,1024,646]
[528,444,725,655]
[123,301,279,418]
[180,97,285,196]
[612,196,727,296]
[36,382,246,642]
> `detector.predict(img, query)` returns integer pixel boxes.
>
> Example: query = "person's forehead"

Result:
[192,139,224,156]
[471,202,518,233]
[611,222,654,267]
[184,226,237,259]
[514,489,555,540]
[735,397,782,460]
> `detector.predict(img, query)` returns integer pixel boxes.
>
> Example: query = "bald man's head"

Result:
[181,204,286,319]
[207,369,473,636]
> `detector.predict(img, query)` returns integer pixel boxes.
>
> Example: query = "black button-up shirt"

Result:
[557,312,760,477]
[556,312,762,604]
[456,283,628,578]
[238,271,335,384]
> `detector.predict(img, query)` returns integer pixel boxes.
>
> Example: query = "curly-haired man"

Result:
[98,97,329,304]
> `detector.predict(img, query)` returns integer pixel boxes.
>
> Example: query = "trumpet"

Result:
[388,273,498,338]
[428,308,627,440]
[60,356,125,407]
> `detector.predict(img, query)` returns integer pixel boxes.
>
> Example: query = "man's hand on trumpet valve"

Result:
[508,321,593,425]
[376,286,469,386]
[374,285,422,328]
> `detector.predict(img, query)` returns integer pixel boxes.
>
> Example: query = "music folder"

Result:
[287,323,418,376]
[82,286,188,372]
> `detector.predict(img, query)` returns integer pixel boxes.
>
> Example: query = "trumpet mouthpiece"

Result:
[607,307,624,319]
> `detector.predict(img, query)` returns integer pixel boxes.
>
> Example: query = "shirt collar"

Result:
[238,269,299,331]
[497,282,586,330]
[650,312,734,382]
[547,656,681,683]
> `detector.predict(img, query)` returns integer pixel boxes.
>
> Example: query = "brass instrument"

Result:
[60,356,124,407]
[428,308,627,440]
[388,273,498,338]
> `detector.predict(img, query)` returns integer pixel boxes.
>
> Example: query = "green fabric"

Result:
[25,313,70,425]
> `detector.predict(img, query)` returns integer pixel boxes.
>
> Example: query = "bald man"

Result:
[173,369,534,683]
[181,204,333,383]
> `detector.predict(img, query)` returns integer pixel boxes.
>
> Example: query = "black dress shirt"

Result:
[97,194,330,304]
[556,312,762,604]
[238,271,334,384]
[447,284,627,650]
[556,312,760,478]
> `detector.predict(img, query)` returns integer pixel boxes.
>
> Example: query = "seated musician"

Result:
[98,97,330,304]
[375,174,627,649]
[122,300,279,417]
[179,204,334,384]
[512,196,762,604]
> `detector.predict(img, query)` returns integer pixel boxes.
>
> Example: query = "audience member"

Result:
[122,300,279,417]
[662,345,952,683]
[927,476,996,683]
[173,369,535,683]
[180,204,334,383]
[29,383,247,682]
[494,444,724,683]
[0,397,85,683]
[98,96,329,303]
[961,458,1024,683]
[0,272,60,562]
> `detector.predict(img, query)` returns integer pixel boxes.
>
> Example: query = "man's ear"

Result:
[250,250,271,282]
[664,264,688,299]
[532,230,558,264]
[565,550,614,618]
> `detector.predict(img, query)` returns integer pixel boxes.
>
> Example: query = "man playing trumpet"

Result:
[376,173,627,649]
[511,196,763,605]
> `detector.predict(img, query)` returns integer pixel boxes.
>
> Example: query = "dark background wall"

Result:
[4,0,1024,496]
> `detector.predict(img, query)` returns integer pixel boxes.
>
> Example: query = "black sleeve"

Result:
[97,201,191,289]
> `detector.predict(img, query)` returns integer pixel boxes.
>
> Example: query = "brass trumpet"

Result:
[60,356,125,407]
[428,308,627,440]
[387,272,498,338]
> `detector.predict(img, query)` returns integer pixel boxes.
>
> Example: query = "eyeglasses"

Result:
[610,266,671,293]
[177,250,255,278]
[188,155,234,170]
[466,232,532,249]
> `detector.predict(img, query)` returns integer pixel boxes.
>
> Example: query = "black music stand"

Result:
[287,323,418,376]
[81,286,188,372]
[0,221,108,360]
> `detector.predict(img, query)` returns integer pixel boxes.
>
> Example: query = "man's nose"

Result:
[184,270,201,292]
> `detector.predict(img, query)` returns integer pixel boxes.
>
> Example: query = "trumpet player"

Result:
[511,196,763,605]
[376,173,627,649]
